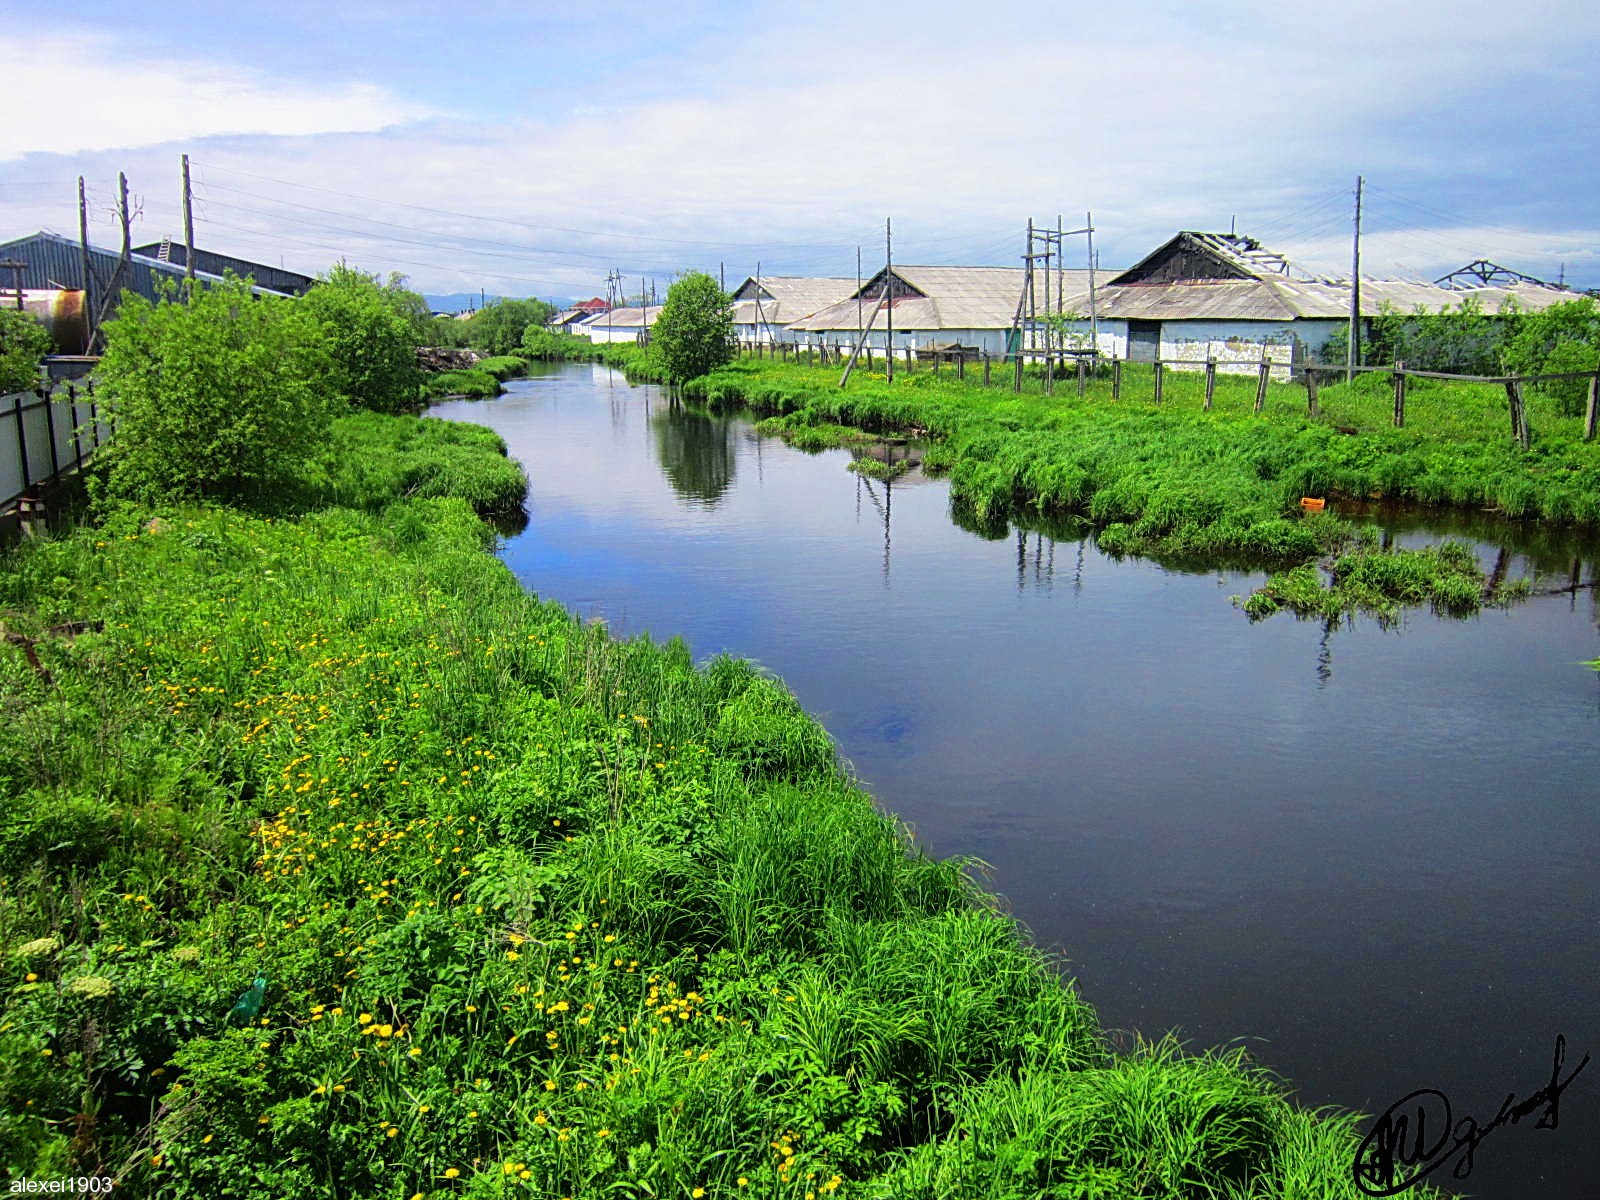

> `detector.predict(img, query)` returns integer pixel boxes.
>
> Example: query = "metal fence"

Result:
[0,381,110,513]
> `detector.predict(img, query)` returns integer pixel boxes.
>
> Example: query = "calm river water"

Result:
[433,362,1600,1198]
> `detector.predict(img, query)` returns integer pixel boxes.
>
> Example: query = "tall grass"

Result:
[0,474,1440,1195]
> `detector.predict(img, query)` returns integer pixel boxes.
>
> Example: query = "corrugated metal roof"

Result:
[1097,276,1576,321]
[131,242,315,295]
[0,231,299,303]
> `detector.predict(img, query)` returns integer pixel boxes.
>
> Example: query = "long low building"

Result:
[787,231,1578,376]
[577,305,662,343]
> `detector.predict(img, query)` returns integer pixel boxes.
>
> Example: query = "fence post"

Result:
[41,387,60,483]
[983,352,991,387]
[1013,351,1023,394]
[957,352,966,381]
[68,383,82,472]
[1585,370,1598,441]
[1392,361,1406,428]
[1153,360,1164,405]
[1306,366,1319,419]
[1112,356,1122,401]
[1076,357,1086,397]
[1045,352,1054,395]
[1254,353,1270,414]
[1504,376,1527,447]
[933,352,941,378]
[1204,358,1216,411]
[14,388,32,491]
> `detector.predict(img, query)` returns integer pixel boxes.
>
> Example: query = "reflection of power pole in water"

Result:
[857,477,891,586]
[1316,621,1334,686]
[1073,538,1085,593]
[883,477,893,586]
[1016,527,1027,593]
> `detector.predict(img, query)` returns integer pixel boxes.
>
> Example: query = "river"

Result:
[432,361,1600,1198]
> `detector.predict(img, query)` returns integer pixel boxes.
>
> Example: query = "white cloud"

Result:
[0,33,431,161]
[3,2,1595,295]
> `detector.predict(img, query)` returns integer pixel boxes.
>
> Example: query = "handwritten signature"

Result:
[1352,1034,1589,1196]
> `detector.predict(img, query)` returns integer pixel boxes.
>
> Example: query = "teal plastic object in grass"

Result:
[227,975,269,1027]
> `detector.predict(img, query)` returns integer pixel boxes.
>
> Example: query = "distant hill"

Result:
[424,292,571,314]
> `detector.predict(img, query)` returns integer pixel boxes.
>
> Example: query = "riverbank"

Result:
[0,408,1433,1197]
[660,353,1596,620]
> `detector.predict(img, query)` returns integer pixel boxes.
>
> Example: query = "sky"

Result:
[3,0,1597,302]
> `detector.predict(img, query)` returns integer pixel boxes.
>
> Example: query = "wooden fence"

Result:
[0,381,110,514]
[738,340,1600,445]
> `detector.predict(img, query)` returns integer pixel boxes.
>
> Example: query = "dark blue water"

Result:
[434,362,1600,1198]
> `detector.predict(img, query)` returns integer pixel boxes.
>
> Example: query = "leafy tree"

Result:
[301,263,423,414]
[650,272,736,383]
[467,298,555,356]
[0,308,51,393]
[1502,297,1600,414]
[94,276,335,505]
[380,271,437,344]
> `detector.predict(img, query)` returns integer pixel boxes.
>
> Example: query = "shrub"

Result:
[300,263,423,414]
[0,308,51,393]
[93,276,336,505]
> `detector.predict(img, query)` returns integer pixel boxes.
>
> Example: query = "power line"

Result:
[197,159,865,252]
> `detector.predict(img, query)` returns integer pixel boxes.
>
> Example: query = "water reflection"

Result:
[651,401,737,507]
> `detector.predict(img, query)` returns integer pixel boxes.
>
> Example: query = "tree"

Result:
[466,298,555,356]
[1502,297,1600,415]
[650,272,736,383]
[0,308,51,393]
[301,263,424,414]
[94,276,335,505]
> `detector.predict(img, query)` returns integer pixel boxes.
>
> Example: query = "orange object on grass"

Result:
[1300,497,1326,511]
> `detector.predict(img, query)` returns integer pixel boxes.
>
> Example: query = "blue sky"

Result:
[4,0,1597,299]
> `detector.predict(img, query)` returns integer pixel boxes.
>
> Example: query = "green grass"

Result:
[0,430,1441,1196]
[422,368,503,400]
[314,411,527,515]
[474,356,531,382]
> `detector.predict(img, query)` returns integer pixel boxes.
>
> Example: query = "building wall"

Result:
[582,323,647,344]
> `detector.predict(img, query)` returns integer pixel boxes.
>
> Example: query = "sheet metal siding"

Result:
[0,233,296,305]
[132,244,315,296]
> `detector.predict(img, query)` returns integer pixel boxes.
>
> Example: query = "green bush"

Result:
[0,308,51,393]
[300,263,423,414]
[93,276,336,505]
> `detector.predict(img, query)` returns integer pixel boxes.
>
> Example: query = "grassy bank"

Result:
[0,412,1425,1197]
[685,357,1597,618]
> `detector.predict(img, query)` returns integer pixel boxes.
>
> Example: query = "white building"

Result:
[576,305,662,344]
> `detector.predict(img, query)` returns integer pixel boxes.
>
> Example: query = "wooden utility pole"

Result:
[1086,211,1098,356]
[856,245,863,364]
[92,172,132,334]
[181,154,196,291]
[77,177,95,352]
[884,218,894,383]
[1348,175,1363,383]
